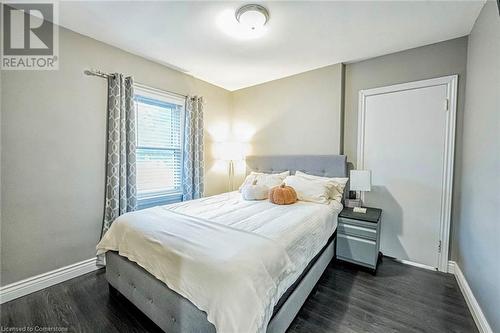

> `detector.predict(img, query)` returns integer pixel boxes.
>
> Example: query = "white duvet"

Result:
[97,192,342,333]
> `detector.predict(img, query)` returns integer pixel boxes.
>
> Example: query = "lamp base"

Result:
[227,160,235,192]
[345,198,362,208]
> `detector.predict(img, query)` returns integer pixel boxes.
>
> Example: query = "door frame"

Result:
[357,75,458,273]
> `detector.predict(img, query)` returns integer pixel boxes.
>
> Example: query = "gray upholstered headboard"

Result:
[245,155,349,200]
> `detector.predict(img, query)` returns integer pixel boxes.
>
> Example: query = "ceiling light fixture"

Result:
[216,4,269,40]
[235,4,269,31]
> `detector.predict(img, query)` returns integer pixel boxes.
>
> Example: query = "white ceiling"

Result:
[59,1,485,91]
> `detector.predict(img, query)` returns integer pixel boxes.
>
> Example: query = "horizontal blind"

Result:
[135,94,184,201]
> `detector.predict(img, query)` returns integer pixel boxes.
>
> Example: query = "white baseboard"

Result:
[448,261,493,333]
[447,260,455,274]
[394,258,438,271]
[0,258,100,304]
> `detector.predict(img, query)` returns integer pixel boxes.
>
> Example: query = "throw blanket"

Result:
[97,209,295,333]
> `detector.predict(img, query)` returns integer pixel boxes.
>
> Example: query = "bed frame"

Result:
[106,154,348,333]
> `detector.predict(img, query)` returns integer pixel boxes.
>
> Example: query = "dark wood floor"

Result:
[1,258,478,333]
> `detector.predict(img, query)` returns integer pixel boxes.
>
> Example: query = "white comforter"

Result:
[97,192,342,333]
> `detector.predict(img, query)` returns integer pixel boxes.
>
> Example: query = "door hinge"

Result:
[444,99,449,111]
[438,240,442,253]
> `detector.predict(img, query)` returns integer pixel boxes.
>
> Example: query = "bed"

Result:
[98,155,348,333]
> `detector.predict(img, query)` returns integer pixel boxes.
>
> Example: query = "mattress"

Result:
[98,192,342,333]
[271,231,336,316]
[165,191,342,271]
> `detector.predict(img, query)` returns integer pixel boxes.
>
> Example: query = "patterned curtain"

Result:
[182,96,204,201]
[101,74,137,237]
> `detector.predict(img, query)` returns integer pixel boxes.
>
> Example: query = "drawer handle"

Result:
[341,224,376,234]
[339,234,376,245]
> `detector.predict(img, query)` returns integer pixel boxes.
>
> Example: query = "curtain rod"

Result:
[84,69,113,78]
[84,69,187,98]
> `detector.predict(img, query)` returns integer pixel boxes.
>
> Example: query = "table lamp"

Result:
[349,170,371,213]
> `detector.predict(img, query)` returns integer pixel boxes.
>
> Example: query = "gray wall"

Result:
[232,64,344,155]
[231,64,344,185]
[455,2,499,331]
[343,37,469,260]
[0,27,231,286]
[232,64,343,185]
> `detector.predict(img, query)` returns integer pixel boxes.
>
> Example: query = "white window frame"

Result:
[134,83,186,209]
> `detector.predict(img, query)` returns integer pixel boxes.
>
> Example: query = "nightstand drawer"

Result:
[338,222,377,240]
[337,234,377,268]
[338,217,377,229]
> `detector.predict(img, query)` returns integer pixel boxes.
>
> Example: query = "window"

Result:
[134,85,185,208]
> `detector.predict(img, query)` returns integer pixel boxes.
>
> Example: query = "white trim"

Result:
[449,261,493,333]
[357,75,458,273]
[134,83,186,204]
[394,259,437,271]
[134,82,187,102]
[0,258,100,304]
[447,260,455,274]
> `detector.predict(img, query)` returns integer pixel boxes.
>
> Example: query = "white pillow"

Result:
[284,175,331,204]
[239,171,290,191]
[241,184,269,200]
[295,171,348,203]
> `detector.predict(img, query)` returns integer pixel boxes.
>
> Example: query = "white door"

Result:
[358,76,457,271]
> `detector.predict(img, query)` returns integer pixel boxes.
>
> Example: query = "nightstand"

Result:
[336,207,382,273]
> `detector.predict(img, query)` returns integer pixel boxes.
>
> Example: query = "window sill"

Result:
[137,193,182,210]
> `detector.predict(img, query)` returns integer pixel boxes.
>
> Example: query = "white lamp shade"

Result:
[350,170,371,192]
[217,142,245,161]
